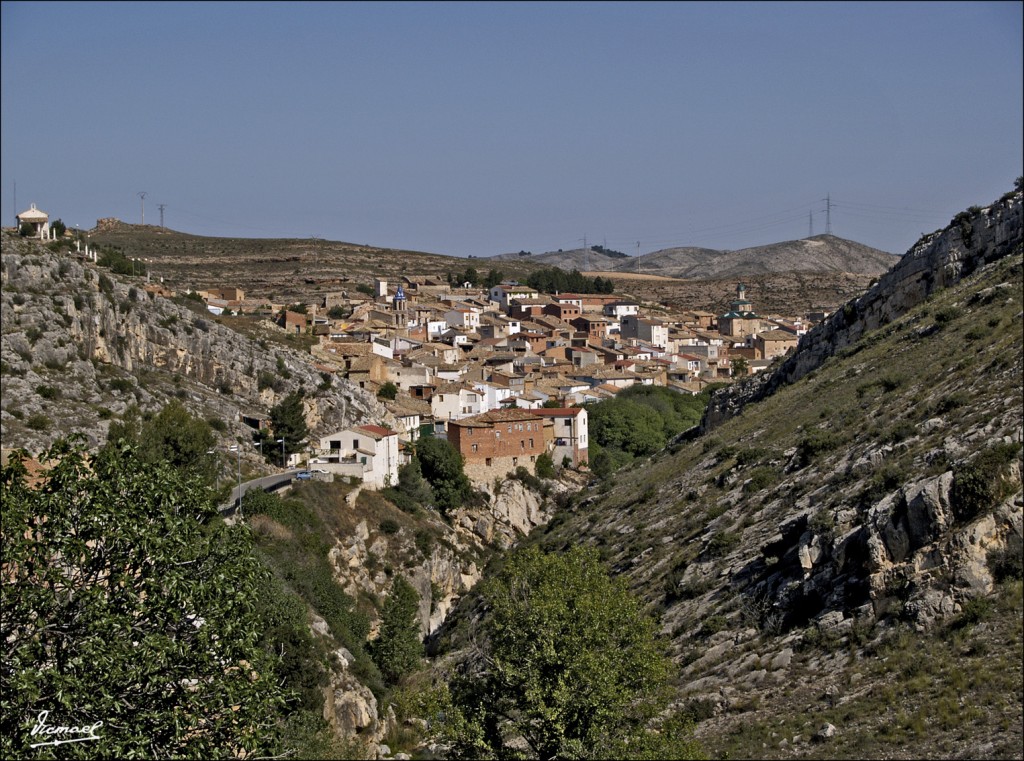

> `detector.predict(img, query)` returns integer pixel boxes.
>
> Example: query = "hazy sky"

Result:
[2,1,1021,258]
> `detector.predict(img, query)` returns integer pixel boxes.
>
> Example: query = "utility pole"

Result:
[580,234,588,272]
[229,445,241,517]
[637,241,641,275]
[137,191,147,225]
[809,210,814,238]
[823,193,832,236]
[158,204,166,228]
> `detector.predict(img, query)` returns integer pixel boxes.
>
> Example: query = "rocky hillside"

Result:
[431,188,1023,759]
[491,234,899,279]
[0,233,389,459]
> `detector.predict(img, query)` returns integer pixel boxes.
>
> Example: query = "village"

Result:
[194,274,824,489]
[15,203,826,492]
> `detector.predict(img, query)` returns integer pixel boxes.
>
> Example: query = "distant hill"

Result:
[492,235,900,279]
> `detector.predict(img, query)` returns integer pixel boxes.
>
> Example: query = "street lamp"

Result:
[277,438,285,469]
[229,445,241,517]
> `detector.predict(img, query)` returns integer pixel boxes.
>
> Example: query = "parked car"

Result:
[294,470,313,480]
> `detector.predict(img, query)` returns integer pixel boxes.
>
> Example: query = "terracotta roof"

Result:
[357,424,396,438]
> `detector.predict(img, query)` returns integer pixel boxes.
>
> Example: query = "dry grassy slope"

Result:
[84,224,546,304]
[523,249,1023,759]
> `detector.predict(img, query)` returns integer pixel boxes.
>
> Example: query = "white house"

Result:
[313,424,400,489]
[472,379,514,412]
[620,315,669,350]
[489,284,539,310]
[444,307,481,331]
[431,383,484,424]
[603,301,640,319]
[530,407,589,468]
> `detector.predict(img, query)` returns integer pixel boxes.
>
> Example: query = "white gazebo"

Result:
[16,204,50,239]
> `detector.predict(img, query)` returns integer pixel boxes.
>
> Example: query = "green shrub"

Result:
[705,531,741,558]
[796,430,844,468]
[26,413,51,431]
[698,614,729,639]
[35,384,60,400]
[535,452,555,479]
[379,519,400,535]
[743,466,778,494]
[951,443,1021,521]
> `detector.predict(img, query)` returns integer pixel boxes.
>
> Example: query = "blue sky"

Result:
[2,1,1021,258]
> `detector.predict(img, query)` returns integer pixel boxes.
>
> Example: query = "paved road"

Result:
[219,471,297,516]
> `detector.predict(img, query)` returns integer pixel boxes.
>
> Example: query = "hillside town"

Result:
[11,203,826,490]
[191,273,823,487]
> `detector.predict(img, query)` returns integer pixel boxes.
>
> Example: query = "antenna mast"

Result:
[137,191,147,225]
[823,193,832,236]
[809,210,814,237]
[158,203,166,228]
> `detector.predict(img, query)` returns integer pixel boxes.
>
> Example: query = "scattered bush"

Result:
[35,384,60,401]
[26,413,51,431]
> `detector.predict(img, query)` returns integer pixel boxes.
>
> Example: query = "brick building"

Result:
[448,408,551,482]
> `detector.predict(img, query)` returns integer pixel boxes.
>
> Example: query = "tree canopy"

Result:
[414,437,472,516]
[260,390,309,463]
[526,267,615,295]
[586,386,709,476]
[435,546,702,760]
[371,576,424,685]
[1,438,291,758]
[100,400,218,487]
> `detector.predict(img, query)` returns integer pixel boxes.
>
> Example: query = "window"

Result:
[529,438,534,448]
[472,444,478,453]
[486,458,492,466]
[330,440,341,450]
[353,439,360,449]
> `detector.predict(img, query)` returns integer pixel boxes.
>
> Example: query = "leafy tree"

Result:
[326,304,349,320]
[436,546,703,760]
[101,401,218,487]
[398,456,433,502]
[50,218,67,237]
[732,356,749,377]
[415,436,471,516]
[1,438,290,758]
[261,391,309,464]
[484,268,504,288]
[461,266,480,286]
[371,577,424,685]
[378,381,398,400]
[535,451,555,479]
